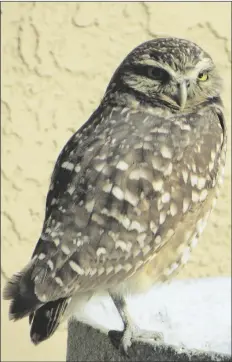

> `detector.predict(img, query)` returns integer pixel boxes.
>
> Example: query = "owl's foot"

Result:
[109,291,164,355]
[109,325,164,355]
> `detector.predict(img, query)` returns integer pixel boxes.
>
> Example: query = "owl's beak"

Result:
[177,81,188,110]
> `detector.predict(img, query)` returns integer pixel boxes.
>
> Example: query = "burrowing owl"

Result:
[4,37,226,353]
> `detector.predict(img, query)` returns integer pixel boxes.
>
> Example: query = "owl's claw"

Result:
[109,325,164,356]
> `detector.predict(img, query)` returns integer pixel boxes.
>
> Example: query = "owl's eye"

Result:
[147,67,169,82]
[198,72,208,81]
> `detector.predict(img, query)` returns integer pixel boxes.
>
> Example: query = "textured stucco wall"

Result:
[1,2,231,361]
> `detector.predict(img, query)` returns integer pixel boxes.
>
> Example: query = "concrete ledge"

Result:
[67,321,231,361]
[66,277,231,361]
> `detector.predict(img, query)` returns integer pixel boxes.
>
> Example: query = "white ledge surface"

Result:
[73,277,231,355]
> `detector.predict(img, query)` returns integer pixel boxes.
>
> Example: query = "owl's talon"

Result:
[110,325,164,355]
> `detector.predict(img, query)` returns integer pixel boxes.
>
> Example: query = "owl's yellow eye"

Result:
[198,72,208,81]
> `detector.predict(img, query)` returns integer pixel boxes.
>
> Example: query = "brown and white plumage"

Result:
[3,37,227,351]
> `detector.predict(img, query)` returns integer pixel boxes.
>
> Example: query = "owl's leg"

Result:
[109,292,164,355]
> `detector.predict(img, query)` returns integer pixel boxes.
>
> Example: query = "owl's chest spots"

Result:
[124,204,213,296]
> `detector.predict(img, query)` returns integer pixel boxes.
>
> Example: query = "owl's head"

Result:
[106,37,222,111]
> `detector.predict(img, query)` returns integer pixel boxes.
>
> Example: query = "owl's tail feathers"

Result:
[3,260,71,345]
[29,298,71,345]
[3,260,42,321]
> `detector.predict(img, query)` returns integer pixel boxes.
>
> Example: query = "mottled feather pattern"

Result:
[29,104,224,302]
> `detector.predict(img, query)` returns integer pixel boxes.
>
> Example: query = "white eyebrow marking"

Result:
[137,54,212,84]
[185,58,213,79]
[137,58,177,79]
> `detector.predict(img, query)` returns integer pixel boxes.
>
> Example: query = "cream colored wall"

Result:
[1,2,231,361]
